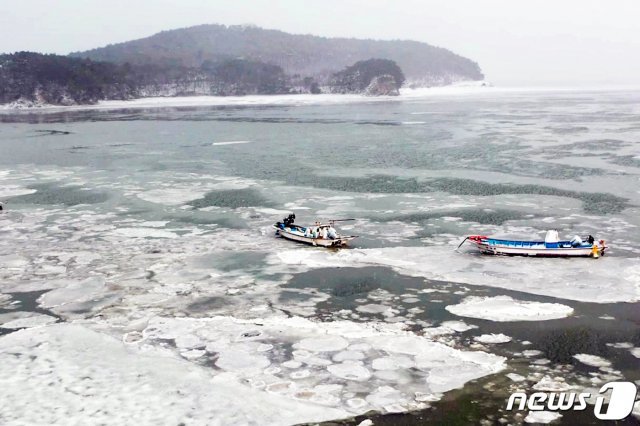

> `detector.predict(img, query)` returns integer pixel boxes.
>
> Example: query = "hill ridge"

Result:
[70,23,483,86]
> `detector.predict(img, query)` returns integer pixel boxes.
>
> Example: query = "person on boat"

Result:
[319,227,328,239]
[327,226,337,239]
[570,235,583,247]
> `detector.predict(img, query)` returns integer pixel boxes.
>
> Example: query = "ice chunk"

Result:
[38,276,107,308]
[533,375,573,392]
[295,336,349,352]
[440,320,477,332]
[136,188,209,205]
[212,141,251,146]
[0,185,37,198]
[474,334,512,344]
[0,313,57,329]
[110,228,178,239]
[506,373,526,382]
[606,342,633,349]
[524,411,562,424]
[371,356,414,370]
[573,354,612,368]
[446,296,573,321]
[333,351,366,362]
[356,304,393,314]
[0,324,348,425]
[327,362,372,381]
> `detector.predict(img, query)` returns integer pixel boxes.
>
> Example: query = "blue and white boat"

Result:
[459,230,607,258]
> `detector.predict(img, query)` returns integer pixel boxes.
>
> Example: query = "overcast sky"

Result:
[2,0,639,87]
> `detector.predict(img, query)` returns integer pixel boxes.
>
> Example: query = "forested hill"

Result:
[0,52,290,106]
[71,24,483,86]
[0,52,135,106]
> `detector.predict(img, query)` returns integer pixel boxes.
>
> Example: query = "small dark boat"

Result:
[273,214,358,247]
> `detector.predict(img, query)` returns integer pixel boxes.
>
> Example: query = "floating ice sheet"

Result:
[524,410,562,424]
[0,324,347,425]
[271,246,640,303]
[0,312,57,329]
[0,185,37,198]
[573,354,612,368]
[140,315,506,413]
[445,296,573,322]
[474,333,512,344]
[212,141,252,146]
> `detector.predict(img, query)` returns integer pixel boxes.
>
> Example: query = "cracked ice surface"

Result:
[140,316,506,412]
[271,247,640,303]
[0,191,506,422]
[0,324,349,425]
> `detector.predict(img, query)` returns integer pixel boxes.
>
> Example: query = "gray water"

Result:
[1,89,639,425]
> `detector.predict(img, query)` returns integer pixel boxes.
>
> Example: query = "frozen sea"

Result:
[1,88,640,425]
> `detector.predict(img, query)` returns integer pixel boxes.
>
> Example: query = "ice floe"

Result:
[0,185,37,198]
[474,333,512,344]
[110,227,179,239]
[573,354,612,368]
[212,141,251,146]
[0,313,57,329]
[445,296,574,322]
[270,246,640,303]
[135,187,211,205]
[37,276,108,309]
[0,324,347,425]
[532,375,573,392]
[606,342,633,349]
[524,410,562,424]
[138,315,506,413]
[295,336,350,352]
[506,373,526,382]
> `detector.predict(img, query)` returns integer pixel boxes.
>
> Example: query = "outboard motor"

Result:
[283,213,296,227]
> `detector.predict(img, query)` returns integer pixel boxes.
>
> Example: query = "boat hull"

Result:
[276,227,355,247]
[475,243,597,257]
[465,235,607,258]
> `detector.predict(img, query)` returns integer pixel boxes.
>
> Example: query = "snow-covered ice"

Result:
[110,227,179,239]
[445,296,574,322]
[0,324,348,425]
[271,247,640,303]
[212,140,252,146]
[0,313,57,329]
[138,315,506,412]
[573,354,612,368]
[0,185,37,198]
[474,333,512,344]
[524,410,562,424]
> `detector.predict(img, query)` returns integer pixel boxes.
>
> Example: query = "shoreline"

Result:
[3,84,640,114]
